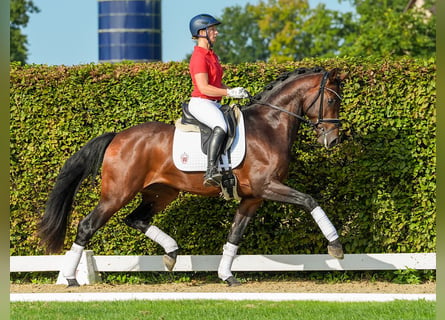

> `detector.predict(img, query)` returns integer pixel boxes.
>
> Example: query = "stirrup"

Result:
[204,173,222,187]
[204,166,222,187]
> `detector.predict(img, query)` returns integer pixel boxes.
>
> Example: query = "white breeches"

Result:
[188,97,227,132]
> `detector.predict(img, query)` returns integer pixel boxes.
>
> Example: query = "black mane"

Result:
[250,66,326,102]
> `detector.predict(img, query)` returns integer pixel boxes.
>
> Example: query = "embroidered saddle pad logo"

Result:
[172,113,246,172]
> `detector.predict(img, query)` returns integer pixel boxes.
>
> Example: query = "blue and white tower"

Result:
[98,0,162,62]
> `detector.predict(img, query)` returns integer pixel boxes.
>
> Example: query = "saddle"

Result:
[175,102,242,200]
[177,102,240,155]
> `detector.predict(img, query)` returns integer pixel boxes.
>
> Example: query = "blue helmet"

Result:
[189,14,221,38]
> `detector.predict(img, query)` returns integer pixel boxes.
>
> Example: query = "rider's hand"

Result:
[227,87,249,99]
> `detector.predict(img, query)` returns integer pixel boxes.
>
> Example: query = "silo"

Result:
[98,0,162,62]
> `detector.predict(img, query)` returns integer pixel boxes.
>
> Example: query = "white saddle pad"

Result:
[173,114,246,172]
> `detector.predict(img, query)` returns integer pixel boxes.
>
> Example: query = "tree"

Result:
[216,0,435,62]
[215,5,269,63]
[247,0,355,61]
[339,0,435,58]
[10,0,39,64]
[300,3,355,58]
[250,0,310,62]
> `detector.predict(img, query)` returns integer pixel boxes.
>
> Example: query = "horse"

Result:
[38,66,347,287]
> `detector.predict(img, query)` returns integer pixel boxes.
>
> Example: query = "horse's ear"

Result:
[328,68,348,83]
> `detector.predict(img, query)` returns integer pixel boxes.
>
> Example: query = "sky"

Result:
[23,0,351,65]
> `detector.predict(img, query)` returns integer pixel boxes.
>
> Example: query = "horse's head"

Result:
[303,68,347,149]
[245,67,347,149]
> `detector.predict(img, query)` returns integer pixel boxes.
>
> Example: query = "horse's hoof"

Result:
[328,239,344,260]
[66,278,80,287]
[163,249,178,271]
[225,276,241,287]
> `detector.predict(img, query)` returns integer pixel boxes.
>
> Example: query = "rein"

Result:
[243,71,342,129]
[247,97,313,126]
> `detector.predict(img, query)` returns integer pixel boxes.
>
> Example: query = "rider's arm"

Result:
[194,73,228,97]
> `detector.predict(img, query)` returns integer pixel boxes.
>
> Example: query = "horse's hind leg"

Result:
[124,184,180,271]
[218,198,263,286]
[62,199,122,287]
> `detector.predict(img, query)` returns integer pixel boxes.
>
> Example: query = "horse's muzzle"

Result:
[326,136,340,149]
[317,127,340,149]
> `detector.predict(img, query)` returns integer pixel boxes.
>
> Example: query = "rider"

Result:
[188,13,249,187]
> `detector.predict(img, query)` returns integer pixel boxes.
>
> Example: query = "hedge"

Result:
[10,57,436,257]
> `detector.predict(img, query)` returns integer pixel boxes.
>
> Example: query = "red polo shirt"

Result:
[189,46,223,101]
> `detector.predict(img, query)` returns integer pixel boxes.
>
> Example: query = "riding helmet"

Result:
[189,14,221,38]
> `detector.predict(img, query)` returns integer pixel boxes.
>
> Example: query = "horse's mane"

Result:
[249,66,326,103]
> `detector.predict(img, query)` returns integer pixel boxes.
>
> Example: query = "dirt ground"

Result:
[10,280,435,294]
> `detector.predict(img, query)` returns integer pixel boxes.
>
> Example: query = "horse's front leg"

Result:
[261,180,344,259]
[218,198,263,286]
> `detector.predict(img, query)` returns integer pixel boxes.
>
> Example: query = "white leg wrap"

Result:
[62,243,84,279]
[311,206,339,242]
[218,242,239,281]
[145,225,178,253]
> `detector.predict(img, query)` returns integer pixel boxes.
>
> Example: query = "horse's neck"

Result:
[265,94,302,132]
[245,100,301,151]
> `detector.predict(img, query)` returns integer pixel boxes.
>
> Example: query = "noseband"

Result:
[246,71,342,130]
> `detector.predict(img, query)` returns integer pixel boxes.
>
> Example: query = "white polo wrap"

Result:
[311,206,339,242]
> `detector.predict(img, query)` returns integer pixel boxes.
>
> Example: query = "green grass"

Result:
[11,299,435,320]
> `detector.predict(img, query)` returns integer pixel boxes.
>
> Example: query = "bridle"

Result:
[244,71,342,130]
[305,71,342,128]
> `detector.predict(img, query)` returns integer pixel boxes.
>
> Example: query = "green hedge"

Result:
[10,57,436,257]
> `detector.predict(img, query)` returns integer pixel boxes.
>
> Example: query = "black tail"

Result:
[38,132,117,253]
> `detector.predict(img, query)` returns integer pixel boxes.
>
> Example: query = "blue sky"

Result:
[23,0,351,65]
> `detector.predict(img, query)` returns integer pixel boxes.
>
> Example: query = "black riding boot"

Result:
[204,126,226,187]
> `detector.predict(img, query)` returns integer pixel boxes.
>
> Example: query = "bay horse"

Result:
[39,67,347,287]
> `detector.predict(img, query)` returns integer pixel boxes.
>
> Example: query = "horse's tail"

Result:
[38,132,117,253]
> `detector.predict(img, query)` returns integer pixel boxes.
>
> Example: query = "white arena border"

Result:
[11,292,436,303]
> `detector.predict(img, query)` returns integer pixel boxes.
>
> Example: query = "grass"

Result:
[11,299,435,320]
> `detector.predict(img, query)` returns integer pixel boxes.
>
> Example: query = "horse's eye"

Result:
[328,98,335,104]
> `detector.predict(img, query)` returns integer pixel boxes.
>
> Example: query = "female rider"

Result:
[188,13,249,187]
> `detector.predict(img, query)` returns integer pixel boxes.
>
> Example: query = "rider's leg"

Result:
[188,98,227,186]
[203,126,226,186]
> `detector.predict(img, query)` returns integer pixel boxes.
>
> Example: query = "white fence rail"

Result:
[10,252,436,285]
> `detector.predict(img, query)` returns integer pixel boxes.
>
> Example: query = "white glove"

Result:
[227,87,249,99]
